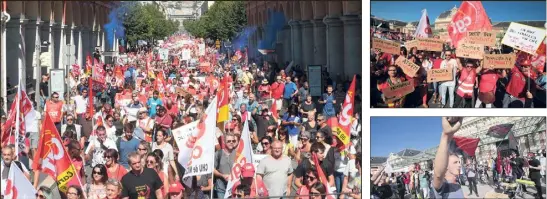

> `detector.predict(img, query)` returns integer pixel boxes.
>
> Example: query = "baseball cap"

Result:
[241,163,255,178]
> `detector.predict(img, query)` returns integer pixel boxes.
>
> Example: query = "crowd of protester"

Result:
[1,35,363,199]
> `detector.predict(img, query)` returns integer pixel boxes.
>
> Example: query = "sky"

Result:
[371,117,444,157]
[371,1,546,22]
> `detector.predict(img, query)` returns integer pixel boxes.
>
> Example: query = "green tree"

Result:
[123,2,180,45]
[184,1,247,41]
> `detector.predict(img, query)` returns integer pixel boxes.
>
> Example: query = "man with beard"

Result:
[1,145,30,181]
[120,152,164,199]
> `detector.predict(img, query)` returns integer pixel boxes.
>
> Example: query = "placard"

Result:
[456,43,484,59]
[466,31,497,46]
[395,56,421,77]
[372,38,400,55]
[405,40,419,50]
[501,22,547,54]
[49,69,65,100]
[427,68,454,83]
[483,54,516,69]
[198,43,206,56]
[307,65,323,97]
[158,49,169,60]
[382,81,415,101]
[417,38,444,51]
[182,49,191,60]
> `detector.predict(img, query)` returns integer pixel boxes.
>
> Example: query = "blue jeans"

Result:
[334,171,344,193]
[502,93,532,108]
[439,83,455,107]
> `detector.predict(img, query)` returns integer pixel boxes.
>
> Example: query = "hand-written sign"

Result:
[466,31,497,46]
[372,38,400,55]
[502,22,547,55]
[483,54,516,69]
[382,81,415,100]
[427,68,453,83]
[405,40,419,50]
[417,38,444,51]
[456,43,484,59]
[395,56,421,77]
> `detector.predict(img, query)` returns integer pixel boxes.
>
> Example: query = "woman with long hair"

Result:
[104,148,128,181]
[309,182,328,199]
[258,136,273,155]
[85,164,108,199]
[278,128,295,158]
[137,140,151,168]
[377,65,407,108]
[152,129,179,177]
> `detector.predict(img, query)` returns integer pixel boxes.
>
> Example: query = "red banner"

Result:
[32,114,84,193]
[448,1,492,47]
[334,75,356,146]
[72,64,80,77]
[312,153,335,199]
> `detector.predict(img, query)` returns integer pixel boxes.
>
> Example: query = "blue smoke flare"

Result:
[258,9,286,50]
[104,4,127,50]
[232,26,257,50]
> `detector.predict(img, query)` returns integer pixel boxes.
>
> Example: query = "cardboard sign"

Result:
[159,49,169,60]
[382,81,415,101]
[502,22,547,55]
[483,54,517,69]
[405,40,419,50]
[395,56,421,77]
[417,38,444,51]
[466,31,497,46]
[427,68,453,83]
[372,38,400,55]
[176,87,192,97]
[456,43,484,59]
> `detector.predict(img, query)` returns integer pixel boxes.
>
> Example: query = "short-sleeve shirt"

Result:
[256,155,294,197]
[283,82,298,99]
[85,139,118,167]
[120,168,163,199]
[119,137,140,168]
[146,98,163,117]
[433,180,465,199]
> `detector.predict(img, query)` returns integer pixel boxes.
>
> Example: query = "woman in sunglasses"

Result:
[297,168,320,199]
[258,136,273,155]
[309,182,328,199]
[278,128,296,158]
[85,164,108,199]
[104,148,128,182]
[35,186,52,199]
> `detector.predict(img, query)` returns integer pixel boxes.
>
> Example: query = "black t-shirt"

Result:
[294,158,333,179]
[120,168,163,199]
[40,82,49,97]
[300,102,315,118]
[528,159,541,180]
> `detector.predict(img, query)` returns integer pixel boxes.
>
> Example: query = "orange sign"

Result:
[382,81,415,101]
[466,31,497,46]
[373,38,400,55]
[483,54,516,69]
[456,43,484,59]
[427,68,454,83]
[395,56,421,77]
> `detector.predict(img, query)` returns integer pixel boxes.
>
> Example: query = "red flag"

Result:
[216,80,230,123]
[2,90,32,148]
[311,153,335,199]
[496,150,502,174]
[32,114,85,193]
[448,1,492,47]
[451,136,480,156]
[87,72,94,119]
[334,75,356,146]
[270,101,279,122]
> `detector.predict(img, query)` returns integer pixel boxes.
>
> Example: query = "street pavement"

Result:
[402,180,546,199]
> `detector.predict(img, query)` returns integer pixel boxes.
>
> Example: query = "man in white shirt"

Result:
[72,89,89,122]
[85,126,117,167]
[1,145,30,181]
[439,50,459,108]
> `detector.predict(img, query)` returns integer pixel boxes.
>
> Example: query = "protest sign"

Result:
[182,49,192,60]
[502,22,546,54]
[172,121,199,150]
[466,31,497,46]
[382,81,415,101]
[159,49,169,60]
[483,54,516,69]
[117,55,128,64]
[405,40,419,50]
[198,43,206,56]
[456,43,484,59]
[417,38,444,51]
[395,56,421,77]
[427,68,454,83]
[372,38,400,55]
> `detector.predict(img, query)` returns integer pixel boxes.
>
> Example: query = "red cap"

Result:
[225,122,236,130]
[241,163,255,178]
[168,182,184,193]
[520,59,532,66]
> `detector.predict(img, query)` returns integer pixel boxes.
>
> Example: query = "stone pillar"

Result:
[341,15,361,79]
[323,16,344,76]
[1,13,7,111]
[300,20,314,71]
[312,19,326,67]
[48,23,55,72]
[101,31,105,61]
[289,20,302,69]
[282,25,292,66]
[6,18,28,87]
[53,24,63,69]
[77,27,83,67]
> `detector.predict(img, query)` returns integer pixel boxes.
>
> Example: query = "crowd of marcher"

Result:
[1,34,362,199]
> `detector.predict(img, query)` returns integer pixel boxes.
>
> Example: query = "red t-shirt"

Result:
[506,66,528,100]
[432,58,443,69]
[258,85,271,99]
[479,70,500,93]
[71,156,85,180]
[271,82,285,99]
[107,164,128,181]
[231,179,269,197]
[155,114,173,129]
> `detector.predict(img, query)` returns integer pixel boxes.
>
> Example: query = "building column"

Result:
[53,24,63,69]
[312,19,326,68]
[279,25,291,66]
[6,18,28,87]
[341,15,361,79]
[289,20,302,69]
[1,13,7,111]
[101,31,105,61]
[300,20,314,71]
[46,22,55,73]
[77,27,83,67]
[323,16,344,76]
[26,19,43,96]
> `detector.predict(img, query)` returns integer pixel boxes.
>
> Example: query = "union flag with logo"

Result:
[448,1,492,47]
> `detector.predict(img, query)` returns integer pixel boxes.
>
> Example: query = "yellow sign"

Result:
[215,40,221,49]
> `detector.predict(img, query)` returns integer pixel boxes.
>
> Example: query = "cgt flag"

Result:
[449,136,480,157]
[32,114,84,194]
[224,120,254,198]
[216,80,230,123]
[1,162,37,199]
[448,1,492,47]
[312,153,336,199]
[334,75,356,146]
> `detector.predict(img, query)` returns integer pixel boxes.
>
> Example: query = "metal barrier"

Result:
[215,191,362,199]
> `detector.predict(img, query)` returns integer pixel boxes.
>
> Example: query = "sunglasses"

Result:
[226,140,237,143]
[53,96,59,99]
[67,118,74,121]
[306,175,316,181]
[67,192,79,196]
[147,160,156,164]
[261,142,270,145]
[92,171,102,175]
[298,137,309,141]
[388,70,397,72]
[235,194,244,197]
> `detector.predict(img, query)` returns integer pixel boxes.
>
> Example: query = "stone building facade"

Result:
[1,1,115,111]
[245,1,361,79]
